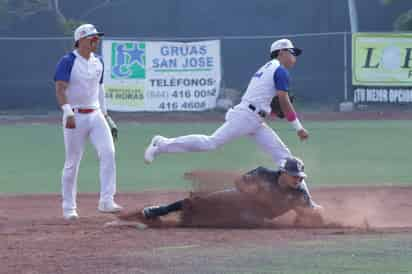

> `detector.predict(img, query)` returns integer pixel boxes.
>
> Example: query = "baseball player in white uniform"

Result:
[144,38,318,202]
[54,24,122,220]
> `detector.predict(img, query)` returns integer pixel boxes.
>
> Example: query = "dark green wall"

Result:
[0,0,409,110]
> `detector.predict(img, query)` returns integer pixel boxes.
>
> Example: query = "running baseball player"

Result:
[54,24,122,220]
[116,157,324,228]
[144,39,316,203]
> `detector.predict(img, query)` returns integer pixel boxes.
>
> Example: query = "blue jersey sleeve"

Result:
[273,65,290,91]
[54,53,76,82]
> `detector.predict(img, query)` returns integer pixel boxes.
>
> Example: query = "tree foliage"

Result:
[394,9,412,30]
[7,0,49,18]
[0,0,112,34]
[381,0,412,30]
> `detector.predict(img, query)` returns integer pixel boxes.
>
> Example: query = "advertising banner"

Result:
[352,33,412,87]
[102,40,221,111]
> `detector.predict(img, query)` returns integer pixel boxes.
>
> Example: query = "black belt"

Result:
[248,104,266,118]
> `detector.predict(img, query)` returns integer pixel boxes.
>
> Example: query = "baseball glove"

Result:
[270,93,295,119]
[105,115,118,142]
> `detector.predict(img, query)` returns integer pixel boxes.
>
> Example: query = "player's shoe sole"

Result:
[144,135,164,164]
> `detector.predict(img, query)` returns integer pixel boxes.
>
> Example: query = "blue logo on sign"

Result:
[111,42,146,79]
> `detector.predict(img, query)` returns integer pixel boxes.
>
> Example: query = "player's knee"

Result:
[99,147,115,162]
[62,164,79,180]
[63,160,80,171]
[208,136,225,149]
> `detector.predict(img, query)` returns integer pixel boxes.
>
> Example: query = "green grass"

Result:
[0,120,411,193]
[2,120,412,274]
[265,235,412,274]
[128,233,412,274]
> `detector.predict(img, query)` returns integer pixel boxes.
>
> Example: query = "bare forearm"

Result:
[55,80,75,119]
[277,90,306,134]
[55,81,69,106]
[277,90,295,115]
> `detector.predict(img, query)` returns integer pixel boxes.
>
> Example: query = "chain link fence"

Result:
[0,32,350,112]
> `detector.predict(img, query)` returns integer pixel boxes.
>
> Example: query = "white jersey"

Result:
[54,48,117,215]
[54,50,104,109]
[241,59,290,114]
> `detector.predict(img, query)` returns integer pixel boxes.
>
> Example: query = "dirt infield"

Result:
[1,186,412,274]
[2,111,412,273]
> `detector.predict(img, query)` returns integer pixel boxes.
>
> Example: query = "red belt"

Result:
[73,108,95,114]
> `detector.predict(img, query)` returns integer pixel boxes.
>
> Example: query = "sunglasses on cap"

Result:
[283,48,302,56]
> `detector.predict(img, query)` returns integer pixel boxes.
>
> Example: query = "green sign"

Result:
[111,42,146,79]
[352,33,412,86]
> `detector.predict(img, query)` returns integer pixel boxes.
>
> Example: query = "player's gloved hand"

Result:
[105,114,118,142]
[270,93,295,119]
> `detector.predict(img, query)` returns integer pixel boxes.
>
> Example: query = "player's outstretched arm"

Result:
[277,90,295,115]
[293,205,325,227]
[277,90,308,141]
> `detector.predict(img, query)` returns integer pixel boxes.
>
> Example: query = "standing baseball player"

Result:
[144,38,315,200]
[117,157,324,228]
[54,24,122,220]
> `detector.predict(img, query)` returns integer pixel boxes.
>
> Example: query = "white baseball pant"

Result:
[156,103,315,199]
[61,109,116,211]
[156,103,291,167]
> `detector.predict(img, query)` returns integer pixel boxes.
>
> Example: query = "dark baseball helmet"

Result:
[280,157,306,178]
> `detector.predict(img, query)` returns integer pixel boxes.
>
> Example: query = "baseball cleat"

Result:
[63,208,79,220]
[142,205,162,219]
[141,206,162,227]
[144,135,165,164]
[98,200,123,213]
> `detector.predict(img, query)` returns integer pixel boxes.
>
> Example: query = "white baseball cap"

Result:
[270,39,302,56]
[74,24,104,42]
